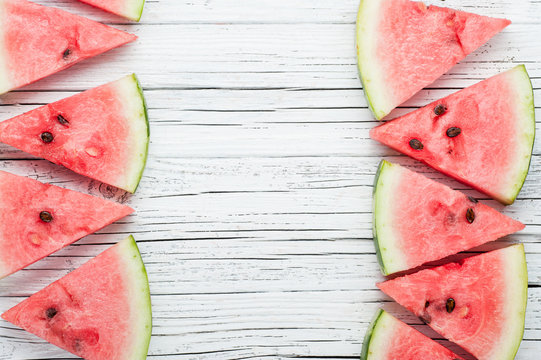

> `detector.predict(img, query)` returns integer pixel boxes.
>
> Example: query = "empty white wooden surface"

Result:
[0,0,539,359]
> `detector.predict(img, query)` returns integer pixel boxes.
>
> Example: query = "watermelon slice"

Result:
[356,0,511,119]
[2,235,152,360]
[378,244,527,360]
[361,309,463,360]
[373,160,525,275]
[0,0,136,94]
[370,66,535,205]
[77,0,146,22]
[0,170,133,279]
[0,74,149,193]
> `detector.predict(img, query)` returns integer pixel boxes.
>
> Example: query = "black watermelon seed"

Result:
[446,127,461,138]
[434,104,447,116]
[409,139,424,150]
[468,196,478,204]
[424,301,430,308]
[40,132,54,143]
[57,114,69,126]
[63,48,71,59]
[466,208,475,224]
[46,307,57,319]
[39,211,53,223]
[446,298,456,313]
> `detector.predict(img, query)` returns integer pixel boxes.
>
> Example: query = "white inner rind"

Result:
[488,244,528,360]
[356,0,391,120]
[364,310,397,359]
[112,74,149,193]
[500,65,536,204]
[373,161,407,275]
[117,235,152,360]
[123,0,146,22]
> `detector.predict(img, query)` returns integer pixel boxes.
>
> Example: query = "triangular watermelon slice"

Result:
[0,0,136,94]
[362,309,464,360]
[356,0,511,119]
[374,160,524,275]
[378,244,527,360]
[2,235,152,359]
[0,170,133,279]
[370,65,535,205]
[0,74,149,193]
[77,0,146,21]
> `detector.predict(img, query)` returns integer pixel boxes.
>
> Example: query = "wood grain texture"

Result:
[0,0,539,359]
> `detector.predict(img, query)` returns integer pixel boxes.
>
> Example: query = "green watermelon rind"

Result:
[123,73,150,193]
[356,0,389,120]
[372,161,387,274]
[120,235,152,359]
[372,160,406,275]
[497,243,528,360]
[126,0,146,22]
[360,309,384,360]
[501,65,535,205]
[132,73,150,192]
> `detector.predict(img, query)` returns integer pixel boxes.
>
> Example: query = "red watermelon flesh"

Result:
[0,74,149,193]
[373,160,524,275]
[356,0,510,119]
[0,0,136,94]
[361,309,464,360]
[370,65,535,205]
[78,0,145,21]
[378,244,527,360]
[0,170,133,279]
[2,235,152,360]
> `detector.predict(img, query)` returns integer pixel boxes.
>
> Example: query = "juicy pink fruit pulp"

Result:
[377,0,510,111]
[371,68,532,204]
[385,164,524,272]
[378,312,464,359]
[0,80,138,191]
[0,171,133,278]
[378,246,525,360]
[2,240,142,359]
[1,0,136,92]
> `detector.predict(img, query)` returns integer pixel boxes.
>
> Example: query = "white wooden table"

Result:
[0,0,539,359]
